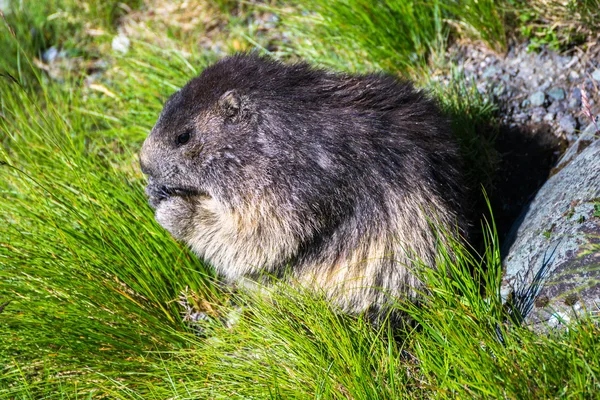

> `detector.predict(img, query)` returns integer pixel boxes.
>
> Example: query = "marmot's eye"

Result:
[176,130,191,145]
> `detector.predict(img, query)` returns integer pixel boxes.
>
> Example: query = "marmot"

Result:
[140,54,466,321]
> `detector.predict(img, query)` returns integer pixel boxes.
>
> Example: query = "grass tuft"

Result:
[274,0,506,78]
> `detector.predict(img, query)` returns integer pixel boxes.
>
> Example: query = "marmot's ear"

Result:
[218,89,243,121]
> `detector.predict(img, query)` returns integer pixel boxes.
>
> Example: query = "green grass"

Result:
[0,0,143,81]
[1,0,600,398]
[509,0,600,51]
[273,0,506,78]
[0,49,217,394]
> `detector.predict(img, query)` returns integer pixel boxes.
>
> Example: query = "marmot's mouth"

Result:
[163,186,204,197]
[146,183,208,208]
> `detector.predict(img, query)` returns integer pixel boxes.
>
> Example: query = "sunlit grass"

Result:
[274,0,506,78]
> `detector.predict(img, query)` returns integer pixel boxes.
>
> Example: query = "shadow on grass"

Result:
[491,123,566,245]
[433,73,566,252]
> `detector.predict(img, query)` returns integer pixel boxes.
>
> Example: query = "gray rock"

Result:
[592,69,600,82]
[521,99,531,108]
[502,136,600,332]
[543,113,555,122]
[559,114,577,135]
[482,65,500,79]
[568,87,582,109]
[112,34,130,54]
[547,101,566,114]
[548,87,565,101]
[529,91,546,107]
[42,47,59,64]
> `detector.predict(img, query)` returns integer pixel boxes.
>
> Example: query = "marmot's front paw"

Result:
[154,196,195,240]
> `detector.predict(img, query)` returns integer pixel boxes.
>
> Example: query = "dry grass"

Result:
[512,0,600,50]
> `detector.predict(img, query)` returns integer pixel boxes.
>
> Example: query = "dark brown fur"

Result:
[140,54,467,320]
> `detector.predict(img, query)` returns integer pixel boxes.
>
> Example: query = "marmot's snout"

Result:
[140,138,166,208]
[139,155,151,177]
[139,137,157,178]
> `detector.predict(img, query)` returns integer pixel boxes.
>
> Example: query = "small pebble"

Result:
[514,113,528,123]
[42,46,59,63]
[539,81,551,91]
[569,70,580,81]
[568,87,582,109]
[529,91,546,107]
[559,115,577,135]
[531,108,545,123]
[547,87,565,101]
[482,65,499,79]
[592,69,600,82]
[112,34,130,54]
[548,101,566,114]
[565,56,579,68]
[543,113,555,122]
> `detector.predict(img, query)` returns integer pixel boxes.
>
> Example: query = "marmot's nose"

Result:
[139,155,151,176]
[139,151,156,177]
[139,139,155,176]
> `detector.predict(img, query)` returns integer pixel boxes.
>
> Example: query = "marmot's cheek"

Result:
[154,196,194,240]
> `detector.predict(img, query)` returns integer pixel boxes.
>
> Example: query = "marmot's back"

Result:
[140,54,466,320]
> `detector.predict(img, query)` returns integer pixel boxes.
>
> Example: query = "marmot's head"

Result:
[139,62,268,239]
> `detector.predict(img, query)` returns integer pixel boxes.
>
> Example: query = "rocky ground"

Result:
[432,41,600,242]
[444,42,600,142]
[433,41,600,331]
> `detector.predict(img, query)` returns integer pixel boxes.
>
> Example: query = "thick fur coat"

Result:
[140,54,466,319]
